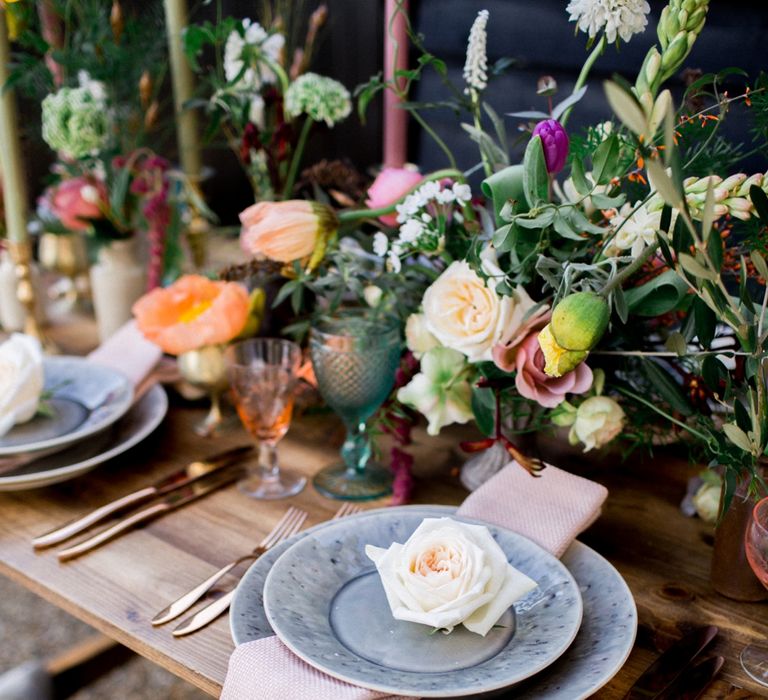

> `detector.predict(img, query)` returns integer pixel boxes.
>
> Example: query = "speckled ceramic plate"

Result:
[232,505,636,699]
[261,507,583,698]
[0,356,134,456]
[0,385,167,490]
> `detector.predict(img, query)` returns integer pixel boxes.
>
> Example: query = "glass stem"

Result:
[258,441,280,483]
[341,419,372,476]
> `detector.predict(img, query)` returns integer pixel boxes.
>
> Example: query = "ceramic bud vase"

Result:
[0,250,45,332]
[710,469,768,602]
[90,238,146,341]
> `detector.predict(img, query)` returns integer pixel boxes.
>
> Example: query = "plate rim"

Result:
[0,384,168,490]
[262,507,584,698]
[0,356,135,456]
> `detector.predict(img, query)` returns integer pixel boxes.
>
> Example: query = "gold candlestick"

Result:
[0,10,49,347]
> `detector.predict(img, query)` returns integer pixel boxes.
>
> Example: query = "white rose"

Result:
[569,396,625,452]
[0,334,44,437]
[405,313,439,358]
[422,261,515,362]
[365,517,538,636]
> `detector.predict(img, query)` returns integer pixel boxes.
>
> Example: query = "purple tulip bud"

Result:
[532,119,569,174]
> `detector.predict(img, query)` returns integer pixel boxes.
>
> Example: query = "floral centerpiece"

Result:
[183,2,351,200]
[231,0,767,517]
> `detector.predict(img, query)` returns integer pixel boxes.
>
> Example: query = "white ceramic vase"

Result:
[89,238,146,341]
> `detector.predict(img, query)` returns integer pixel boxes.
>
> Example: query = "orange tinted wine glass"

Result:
[742,496,768,686]
[225,338,306,499]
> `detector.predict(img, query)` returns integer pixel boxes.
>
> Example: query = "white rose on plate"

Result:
[0,333,45,437]
[365,517,538,636]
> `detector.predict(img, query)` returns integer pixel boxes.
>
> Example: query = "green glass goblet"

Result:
[310,310,402,500]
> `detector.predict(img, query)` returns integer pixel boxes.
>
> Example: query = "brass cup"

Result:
[178,345,229,437]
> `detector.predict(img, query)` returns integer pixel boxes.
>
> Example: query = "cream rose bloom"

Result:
[0,334,44,437]
[569,396,625,451]
[366,517,538,636]
[404,313,439,358]
[422,261,516,362]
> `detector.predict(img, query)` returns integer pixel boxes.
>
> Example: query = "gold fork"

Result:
[168,503,365,636]
[153,506,308,627]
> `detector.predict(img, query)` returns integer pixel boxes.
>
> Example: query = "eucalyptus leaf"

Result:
[646,159,683,209]
[665,332,687,356]
[592,133,621,185]
[678,253,716,281]
[570,157,592,196]
[522,135,549,208]
[751,250,768,280]
[506,110,549,120]
[551,85,588,121]
[604,81,647,136]
[723,423,752,453]
[641,360,694,416]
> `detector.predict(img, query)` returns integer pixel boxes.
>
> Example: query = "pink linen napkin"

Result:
[87,320,163,391]
[221,461,608,700]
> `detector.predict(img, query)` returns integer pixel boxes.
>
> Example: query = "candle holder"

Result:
[6,240,55,351]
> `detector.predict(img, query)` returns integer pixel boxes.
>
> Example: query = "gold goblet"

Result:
[38,232,91,306]
[178,345,228,437]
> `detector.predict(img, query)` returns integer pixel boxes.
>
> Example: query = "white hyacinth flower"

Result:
[566,0,650,44]
[463,10,489,93]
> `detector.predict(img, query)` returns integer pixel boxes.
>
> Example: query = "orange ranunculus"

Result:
[132,275,250,355]
[239,200,337,265]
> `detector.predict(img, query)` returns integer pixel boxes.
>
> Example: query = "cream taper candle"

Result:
[163,0,202,181]
[0,8,29,243]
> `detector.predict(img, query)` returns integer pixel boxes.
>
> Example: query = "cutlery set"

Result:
[32,446,363,636]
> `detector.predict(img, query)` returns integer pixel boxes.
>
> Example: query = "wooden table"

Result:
[0,327,767,698]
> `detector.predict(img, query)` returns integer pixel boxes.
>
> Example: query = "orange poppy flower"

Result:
[133,275,250,355]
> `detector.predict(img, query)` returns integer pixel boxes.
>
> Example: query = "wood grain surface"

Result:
[0,317,766,698]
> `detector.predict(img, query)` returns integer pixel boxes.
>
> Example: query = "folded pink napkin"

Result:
[221,461,608,700]
[87,320,162,389]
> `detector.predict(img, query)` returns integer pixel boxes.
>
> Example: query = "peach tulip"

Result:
[239,200,337,265]
[132,275,250,355]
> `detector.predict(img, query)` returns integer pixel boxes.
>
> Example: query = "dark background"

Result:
[18,0,768,224]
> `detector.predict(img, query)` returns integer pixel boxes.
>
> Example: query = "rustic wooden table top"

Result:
[0,320,766,698]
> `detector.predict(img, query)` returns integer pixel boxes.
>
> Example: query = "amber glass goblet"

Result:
[225,338,305,499]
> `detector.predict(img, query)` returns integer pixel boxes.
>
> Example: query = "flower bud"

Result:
[239,200,338,267]
[538,324,588,378]
[720,173,746,193]
[551,291,609,352]
[139,70,153,109]
[537,75,558,97]
[110,0,124,44]
[661,33,688,74]
[532,119,569,175]
[144,101,159,132]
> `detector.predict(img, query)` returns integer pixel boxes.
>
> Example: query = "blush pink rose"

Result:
[512,331,593,408]
[49,177,107,231]
[366,167,423,227]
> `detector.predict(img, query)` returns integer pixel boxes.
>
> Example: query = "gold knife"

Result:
[33,445,252,549]
[56,466,244,561]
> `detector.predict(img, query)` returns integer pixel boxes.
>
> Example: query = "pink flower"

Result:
[366,167,423,227]
[511,331,592,408]
[48,177,107,231]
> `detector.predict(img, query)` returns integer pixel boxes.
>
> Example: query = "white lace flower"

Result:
[452,183,472,203]
[399,219,425,244]
[463,10,489,93]
[373,231,389,257]
[566,0,650,44]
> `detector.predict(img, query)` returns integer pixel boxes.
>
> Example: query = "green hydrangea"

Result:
[42,87,111,159]
[284,73,351,127]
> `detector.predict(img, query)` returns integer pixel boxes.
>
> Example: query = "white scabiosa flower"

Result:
[566,0,650,44]
[463,10,489,93]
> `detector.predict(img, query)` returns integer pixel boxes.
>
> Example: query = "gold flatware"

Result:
[33,445,252,549]
[170,507,308,636]
[153,506,308,626]
[169,503,365,637]
[56,467,243,561]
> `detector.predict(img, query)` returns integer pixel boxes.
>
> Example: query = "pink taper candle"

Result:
[383,0,409,167]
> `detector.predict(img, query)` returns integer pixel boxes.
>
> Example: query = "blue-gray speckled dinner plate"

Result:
[261,507,583,697]
[231,505,637,699]
[0,356,134,456]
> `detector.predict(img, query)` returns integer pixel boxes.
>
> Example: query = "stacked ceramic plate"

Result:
[0,356,167,491]
[230,505,637,698]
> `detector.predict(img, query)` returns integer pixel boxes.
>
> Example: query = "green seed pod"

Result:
[551,292,610,352]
